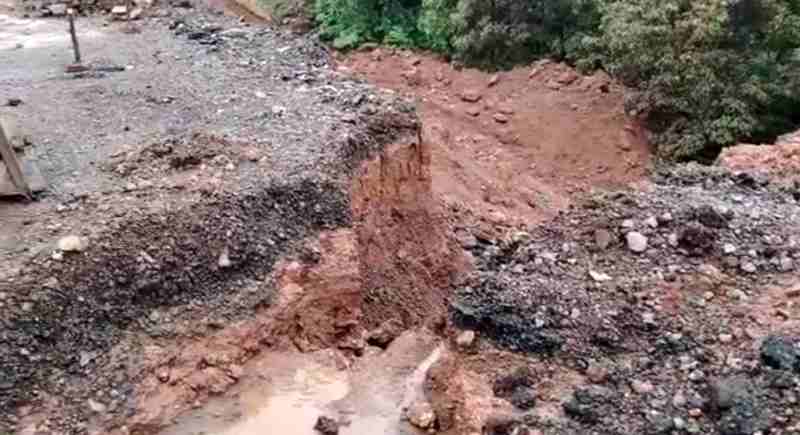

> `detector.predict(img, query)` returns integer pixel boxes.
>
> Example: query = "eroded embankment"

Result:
[1,89,464,434]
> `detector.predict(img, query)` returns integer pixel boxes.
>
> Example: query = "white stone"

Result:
[57,235,88,252]
[87,398,106,413]
[48,3,67,15]
[218,249,232,268]
[626,232,648,253]
[589,270,612,282]
[455,330,476,349]
[406,401,436,429]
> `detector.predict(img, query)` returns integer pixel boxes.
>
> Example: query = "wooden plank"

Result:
[0,122,31,199]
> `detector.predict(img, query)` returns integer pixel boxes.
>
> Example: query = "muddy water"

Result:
[162,331,441,435]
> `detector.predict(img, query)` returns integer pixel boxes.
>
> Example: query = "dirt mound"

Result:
[717,129,800,185]
[439,164,800,434]
[341,52,652,231]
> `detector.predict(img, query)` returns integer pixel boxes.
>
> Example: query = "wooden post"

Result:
[0,123,32,199]
[68,9,81,64]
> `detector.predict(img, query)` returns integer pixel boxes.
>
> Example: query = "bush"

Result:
[417,0,457,53]
[448,0,600,68]
[314,0,425,49]
[594,0,800,160]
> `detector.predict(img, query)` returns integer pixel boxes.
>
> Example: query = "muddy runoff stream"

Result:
[160,332,442,435]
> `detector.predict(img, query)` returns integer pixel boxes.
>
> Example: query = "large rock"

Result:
[366,318,404,348]
[493,367,537,409]
[760,335,799,372]
[57,235,89,252]
[314,415,339,435]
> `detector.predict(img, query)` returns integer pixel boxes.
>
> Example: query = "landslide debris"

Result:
[452,163,800,434]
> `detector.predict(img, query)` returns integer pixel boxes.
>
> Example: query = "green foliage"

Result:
[594,0,800,160]
[417,0,457,53]
[314,0,425,49]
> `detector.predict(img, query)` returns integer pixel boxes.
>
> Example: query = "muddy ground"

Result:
[1,1,799,435]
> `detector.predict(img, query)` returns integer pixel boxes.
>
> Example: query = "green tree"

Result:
[594,0,800,160]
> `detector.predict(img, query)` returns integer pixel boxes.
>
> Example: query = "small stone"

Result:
[658,212,673,224]
[493,113,509,124]
[497,105,514,115]
[645,216,659,228]
[367,318,404,348]
[780,257,794,272]
[455,330,476,350]
[510,387,537,410]
[221,28,250,38]
[87,399,106,413]
[723,243,737,254]
[719,334,734,344]
[57,235,88,252]
[129,7,143,19]
[668,233,679,247]
[586,364,608,384]
[594,229,613,250]
[465,106,481,117]
[631,380,654,394]
[626,232,648,253]
[621,219,635,228]
[6,98,22,107]
[673,417,687,430]
[406,401,436,429]
[254,91,267,98]
[730,288,749,300]
[111,5,128,16]
[688,408,703,418]
[460,90,482,103]
[218,249,232,268]
[589,270,612,282]
[157,369,170,383]
[48,3,67,15]
[314,415,339,435]
[673,392,687,407]
[688,370,705,382]
[79,351,93,367]
[488,75,500,87]
[741,262,757,273]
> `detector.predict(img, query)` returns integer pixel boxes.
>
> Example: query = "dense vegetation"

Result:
[313,0,800,160]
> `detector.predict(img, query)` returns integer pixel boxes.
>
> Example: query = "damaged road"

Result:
[1,3,462,434]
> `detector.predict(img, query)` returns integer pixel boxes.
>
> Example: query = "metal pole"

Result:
[0,123,32,199]
[68,10,81,64]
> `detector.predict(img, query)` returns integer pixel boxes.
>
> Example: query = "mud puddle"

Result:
[161,331,441,435]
